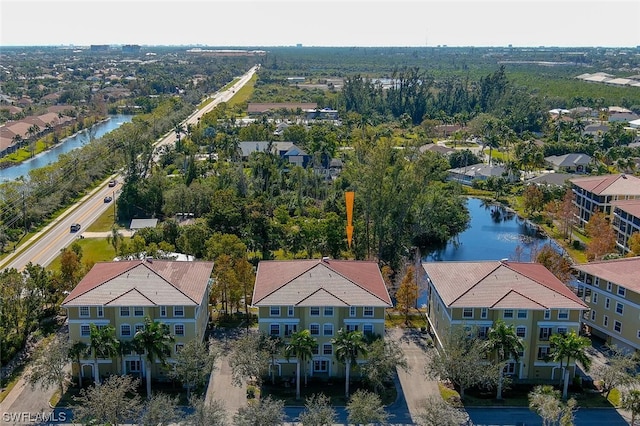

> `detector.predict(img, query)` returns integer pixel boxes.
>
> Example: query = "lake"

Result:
[0,114,133,182]
[424,197,558,263]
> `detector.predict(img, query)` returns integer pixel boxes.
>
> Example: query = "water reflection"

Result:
[425,197,557,263]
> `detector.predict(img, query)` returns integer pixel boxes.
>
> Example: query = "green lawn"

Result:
[47,238,117,273]
[85,204,122,232]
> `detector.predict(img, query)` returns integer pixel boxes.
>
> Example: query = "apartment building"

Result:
[252,258,392,379]
[423,260,587,382]
[610,200,640,254]
[574,256,640,352]
[61,259,214,382]
[570,173,640,226]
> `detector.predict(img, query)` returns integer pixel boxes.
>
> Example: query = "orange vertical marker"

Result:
[345,191,354,248]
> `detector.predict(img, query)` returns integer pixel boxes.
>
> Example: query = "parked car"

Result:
[70,223,81,232]
[108,180,117,187]
[104,196,112,203]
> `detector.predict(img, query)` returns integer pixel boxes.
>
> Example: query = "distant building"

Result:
[447,163,512,186]
[122,44,141,53]
[90,45,110,52]
[129,218,159,231]
[544,153,591,173]
[610,200,640,254]
[570,174,640,225]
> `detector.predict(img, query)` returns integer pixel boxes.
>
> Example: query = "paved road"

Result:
[467,406,629,425]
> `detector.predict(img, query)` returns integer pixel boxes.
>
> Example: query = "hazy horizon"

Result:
[1,0,639,48]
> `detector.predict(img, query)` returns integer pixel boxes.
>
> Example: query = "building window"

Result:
[616,302,624,315]
[288,306,294,317]
[481,308,488,319]
[80,325,90,337]
[605,298,611,309]
[97,306,104,318]
[175,343,184,353]
[363,324,374,336]
[558,309,569,320]
[160,306,167,317]
[79,306,90,317]
[591,310,596,321]
[462,308,473,319]
[606,281,612,291]
[174,324,185,336]
[503,309,514,319]
[324,307,334,316]
[614,321,622,333]
[517,310,528,319]
[516,326,526,338]
[270,306,280,317]
[312,345,319,355]
[310,324,320,336]
[363,306,374,317]
[134,323,145,334]
[544,310,551,320]
[346,324,359,332]
[477,326,489,339]
[323,344,332,355]
[539,327,552,341]
[174,306,184,317]
[270,324,280,336]
[310,307,320,316]
[537,346,551,360]
[127,360,141,373]
[284,324,297,336]
[120,306,130,317]
[121,324,131,337]
[592,293,598,304]
[557,327,568,335]
[603,316,609,327]
[594,277,600,287]
[349,306,356,317]
[313,360,328,372]
[134,306,144,317]
[504,363,516,375]
[618,287,626,298]
[323,323,333,336]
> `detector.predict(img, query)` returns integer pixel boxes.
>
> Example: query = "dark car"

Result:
[70,223,81,232]
[108,180,117,187]
[104,196,113,203]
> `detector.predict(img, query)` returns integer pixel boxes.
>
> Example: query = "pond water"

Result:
[424,197,560,263]
[0,114,133,182]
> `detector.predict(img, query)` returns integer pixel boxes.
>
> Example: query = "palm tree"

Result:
[133,316,174,398]
[332,329,368,398]
[549,330,592,399]
[622,389,640,426]
[284,329,317,400]
[68,341,88,388]
[88,324,118,384]
[483,319,525,400]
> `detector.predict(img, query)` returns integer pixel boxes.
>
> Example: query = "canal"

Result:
[0,114,133,182]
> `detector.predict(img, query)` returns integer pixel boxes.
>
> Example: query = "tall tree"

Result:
[133,317,174,398]
[622,389,640,426]
[549,330,592,399]
[361,337,409,394]
[89,324,118,384]
[528,385,577,426]
[68,341,88,388]
[169,338,218,399]
[26,335,71,398]
[285,329,317,400]
[229,332,270,387]
[590,345,638,398]
[395,265,418,324]
[483,319,525,400]
[233,395,285,426]
[332,329,368,398]
[139,393,180,426]
[184,396,228,426]
[535,243,573,284]
[73,375,142,426]
[426,326,487,400]
[346,389,389,425]
[417,395,469,426]
[297,393,337,426]
[585,212,617,261]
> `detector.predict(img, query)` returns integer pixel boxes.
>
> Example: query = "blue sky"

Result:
[1,0,639,47]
